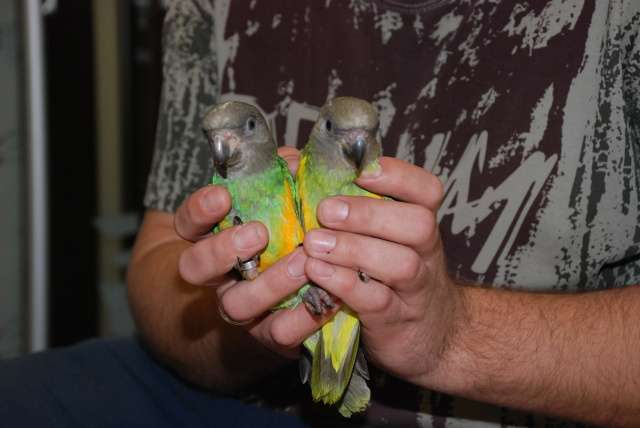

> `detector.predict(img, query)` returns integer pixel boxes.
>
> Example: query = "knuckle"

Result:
[187,192,207,225]
[413,206,435,243]
[215,187,232,212]
[395,164,409,188]
[200,235,222,264]
[204,232,237,267]
[177,250,198,284]
[271,264,298,296]
[398,251,423,282]
[253,323,280,353]
[340,236,358,263]
[354,197,376,226]
[429,174,444,207]
[174,205,191,240]
[369,286,394,313]
[340,269,358,297]
[180,238,229,285]
[270,320,298,348]
[184,187,231,234]
[219,290,244,321]
[240,283,263,312]
[175,195,202,240]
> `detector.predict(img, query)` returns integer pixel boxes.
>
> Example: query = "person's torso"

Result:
[204,1,640,426]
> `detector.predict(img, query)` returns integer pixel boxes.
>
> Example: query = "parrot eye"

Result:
[325,119,333,132]
[246,117,256,132]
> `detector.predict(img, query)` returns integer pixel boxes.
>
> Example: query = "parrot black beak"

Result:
[343,131,368,172]
[208,132,232,178]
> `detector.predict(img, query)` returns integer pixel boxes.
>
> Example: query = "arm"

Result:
[302,157,640,427]
[126,206,284,392]
[438,281,640,427]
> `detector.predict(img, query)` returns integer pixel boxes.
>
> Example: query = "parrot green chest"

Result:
[212,159,303,270]
[297,151,377,231]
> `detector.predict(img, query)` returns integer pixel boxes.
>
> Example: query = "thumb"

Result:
[278,146,301,175]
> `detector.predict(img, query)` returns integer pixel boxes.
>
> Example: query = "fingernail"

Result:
[359,161,382,179]
[201,188,220,213]
[287,250,307,278]
[319,199,349,222]
[309,259,335,278]
[233,225,264,250]
[307,230,336,253]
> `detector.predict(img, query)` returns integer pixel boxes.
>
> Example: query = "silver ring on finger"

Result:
[217,300,255,326]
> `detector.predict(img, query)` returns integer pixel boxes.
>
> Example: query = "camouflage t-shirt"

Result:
[145,0,640,426]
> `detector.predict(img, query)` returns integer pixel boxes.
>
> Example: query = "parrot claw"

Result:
[357,269,370,283]
[302,285,336,316]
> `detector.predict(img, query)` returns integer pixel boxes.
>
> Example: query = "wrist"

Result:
[420,285,553,406]
[417,279,477,395]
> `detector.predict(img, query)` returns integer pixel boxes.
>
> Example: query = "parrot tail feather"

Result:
[309,310,367,414]
[337,350,371,417]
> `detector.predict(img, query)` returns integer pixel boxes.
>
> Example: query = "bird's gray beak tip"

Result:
[344,134,367,172]
[208,132,231,179]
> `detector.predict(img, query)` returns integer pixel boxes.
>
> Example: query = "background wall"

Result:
[0,0,166,355]
[93,0,165,338]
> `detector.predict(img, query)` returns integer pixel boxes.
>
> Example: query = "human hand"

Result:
[175,146,332,359]
[302,157,462,385]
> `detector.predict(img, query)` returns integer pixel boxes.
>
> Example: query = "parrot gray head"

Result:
[202,101,276,179]
[310,96,382,175]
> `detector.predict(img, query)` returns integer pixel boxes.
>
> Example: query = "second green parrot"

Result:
[297,96,383,417]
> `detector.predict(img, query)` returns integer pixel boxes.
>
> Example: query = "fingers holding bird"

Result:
[305,257,400,317]
[356,156,444,212]
[215,248,337,357]
[250,301,337,358]
[298,157,459,386]
[216,248,310,323]
[178,221,268,286]
[303,228,426,295]
[174,185,232,241]
[315,196,440,256]
[301,157,445,318]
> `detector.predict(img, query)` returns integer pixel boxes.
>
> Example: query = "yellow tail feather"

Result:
[310,310,360,405]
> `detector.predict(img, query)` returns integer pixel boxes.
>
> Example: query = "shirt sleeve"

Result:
[144,0,218,213]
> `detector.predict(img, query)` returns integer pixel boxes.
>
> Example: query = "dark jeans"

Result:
[0,337,309,428]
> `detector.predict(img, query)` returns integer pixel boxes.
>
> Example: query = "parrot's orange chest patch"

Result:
[258,178,304,271]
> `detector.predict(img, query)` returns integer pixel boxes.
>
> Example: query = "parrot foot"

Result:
[302,285,336,316]
[235,255,259,281]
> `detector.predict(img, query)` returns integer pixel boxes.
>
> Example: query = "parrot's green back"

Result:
[213,156,304,276]
[297,142,380,416]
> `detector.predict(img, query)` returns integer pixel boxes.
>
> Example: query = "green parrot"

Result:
[297,96,383,417]
[201,101,304,286]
